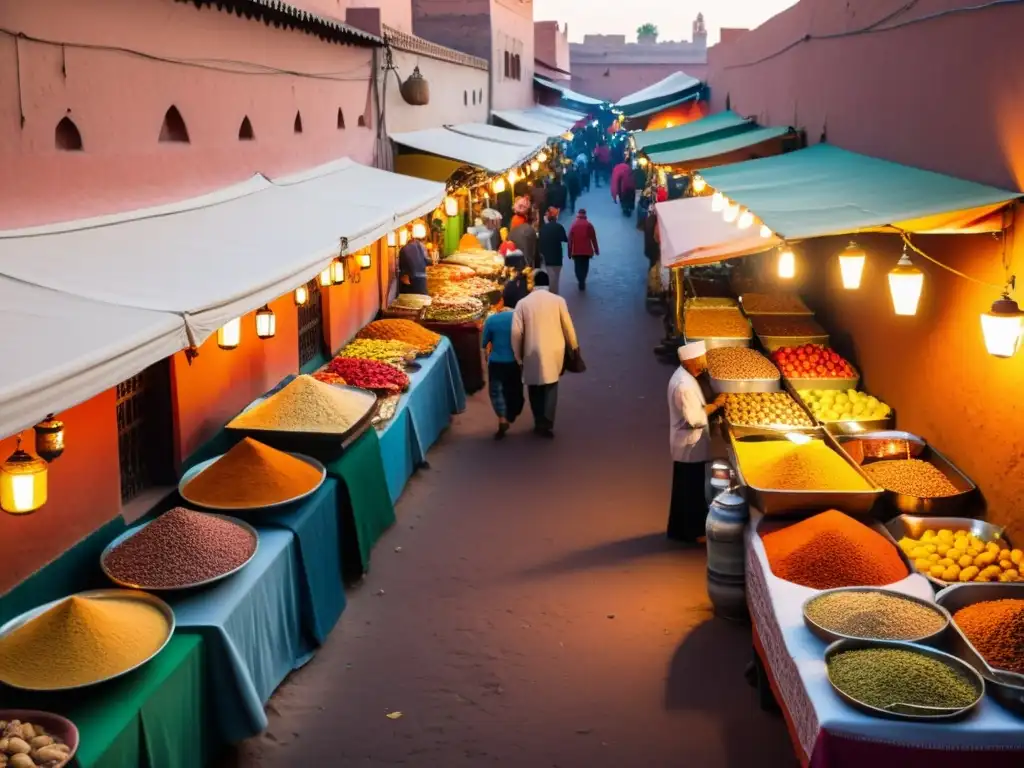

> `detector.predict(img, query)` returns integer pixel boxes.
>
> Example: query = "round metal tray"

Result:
[803,586,950,645]
[100,513,259,591]
[227,383,377,441]
[824,637,985,721]
[785,374,859,391]
[0,710,79,766]
[709,375,781,394]
[0,589,175,692]
[884,516,1012,589]
[179,451,326,511]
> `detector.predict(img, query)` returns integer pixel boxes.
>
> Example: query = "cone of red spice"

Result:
[762,509,908,589]
[953,599,1024,675]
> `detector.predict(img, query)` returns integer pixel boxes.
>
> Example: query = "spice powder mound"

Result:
[182,437,321,508]
[762,509,908,589]
[229,374,372,434]
[953,599,1024,675]
[105,507,257,588]
[0,595,168,689]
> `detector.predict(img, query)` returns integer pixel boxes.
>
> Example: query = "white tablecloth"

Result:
[746,510,1023,758]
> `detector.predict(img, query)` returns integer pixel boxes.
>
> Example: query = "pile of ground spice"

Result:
[805,590,946,640]
[0,595,168,689]
[182,437,321,508]
[229,375,373,434]
[105,507,257,588]
[953,599,1024,675]
[356,319,441,354]
[762,510,908,589]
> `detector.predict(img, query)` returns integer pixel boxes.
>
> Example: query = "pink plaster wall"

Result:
[534,20,569,75]
[571,63,708,102]
[490,0,535,109]
[0,0,377,228]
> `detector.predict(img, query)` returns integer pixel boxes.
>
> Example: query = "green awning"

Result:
[625,92,700,119]
[646,125,792,167]
[632,110,753,152]
[699,144,1020,238]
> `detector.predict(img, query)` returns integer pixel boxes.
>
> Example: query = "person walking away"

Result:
[567,208,599,291]
[546,175,567,216]
[594,143,611,187]
[530,179,548,219]
[483,284,527,439]
[538,207,568,295]
[398,236,429,295]
[509,211,539,268]
[575,152,591,192]
[667,342,727,543]
[644,207,661,270]
[511,271,579,437]
[612,161,637,217]
[564,166,581,214]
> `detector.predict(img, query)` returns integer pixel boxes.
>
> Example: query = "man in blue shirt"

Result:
[482,284,526,439]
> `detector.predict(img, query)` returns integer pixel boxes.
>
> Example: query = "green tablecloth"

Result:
[2,635,206,768]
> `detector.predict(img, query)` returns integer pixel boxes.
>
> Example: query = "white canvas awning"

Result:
[616,71,702,110]
[445,123,549,149]
[0,278,188,437]
[391,126,536,172]
[0,158,445,348]
[656,196,781,269]
[533,76,605,107]
[491,107,579,136]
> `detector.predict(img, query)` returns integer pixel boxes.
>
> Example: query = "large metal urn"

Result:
[400,66,430,106]
[705,487,749,622]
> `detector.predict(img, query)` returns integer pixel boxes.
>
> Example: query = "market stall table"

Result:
[377,336,467,502]
[421,318,485,394]
[0,634,207,768]
[745,510,1024,768]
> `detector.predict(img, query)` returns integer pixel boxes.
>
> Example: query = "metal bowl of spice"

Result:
[0,590,175,692]
[824,638,985,721]
[803,587,950,645]
[100,508,259,591]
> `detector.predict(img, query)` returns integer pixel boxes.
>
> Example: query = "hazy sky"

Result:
[534,0,801,46]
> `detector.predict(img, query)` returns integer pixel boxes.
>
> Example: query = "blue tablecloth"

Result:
[169,528,311,743]
[377,336,467,502]
[248,478,345,644]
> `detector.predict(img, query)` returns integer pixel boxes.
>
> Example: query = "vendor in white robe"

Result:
[667,341,727,542]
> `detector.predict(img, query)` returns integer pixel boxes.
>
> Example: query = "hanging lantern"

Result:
[537,151,548,163]
[492,178,506,194]
[411,220,428,240]
[255,305,276,339]
[294,284,309,306]
[331,257,346,284]
[359,251,372,270]
[737,209,755,230]
[838,241,867,290]
[981,292,1024,358]
[444,196,459,217]
[398,228,410,246]
[507,169,518,186]
[777,247,796,279]
[386,230,397,247]
[711,192,725,212]
[888,247,924,316]
[760,224,773,239]
[723,201,740,224]
[1,436,48,514]
[217,317,241,350]
[637,157,649,168]
[530,160,540,173]
[34,415,64,462]
[691,175,707,193]
[319,268,331,287]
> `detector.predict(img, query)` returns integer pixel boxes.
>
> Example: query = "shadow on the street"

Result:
[514,532,695,578]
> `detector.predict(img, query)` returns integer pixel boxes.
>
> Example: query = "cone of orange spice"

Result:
[357,319,441,354]
[761,509,908,589]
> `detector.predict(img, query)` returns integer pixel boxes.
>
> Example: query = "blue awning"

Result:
[646,125,793,168]
[632,110,754,152]
[699,144,1021,238]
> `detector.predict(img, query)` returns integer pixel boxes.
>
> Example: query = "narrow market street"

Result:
[229,188,797,768]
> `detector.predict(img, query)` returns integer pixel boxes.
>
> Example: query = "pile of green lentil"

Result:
[806,591,947,641]
[828,648,978,713]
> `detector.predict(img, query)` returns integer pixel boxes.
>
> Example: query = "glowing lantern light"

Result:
[255,305,276,339]
[217,317,241,350]
[888,248,924,316]
[386,230,397,247]
[777,247,796,279]
[691,175,707,193]
[319,268,331,287]
[492,178,506,194]
[537,151,548,163]
[530,161,540,172]
[737,209,755,230]
[711,192,725,212]
[444,196,458,217]
[331,257,346,284]
[0,436,47,514]
[981,293,1024,358]
[838,241,867,290]
[759,224,773,239]
[294,285,308,306]
[34,415,64,463]
[637,157,649,168]
[411,220,428,240]
[359,251,371,270]
[723,201,740,223]
[507,169,518,186]
[398,228,410,247]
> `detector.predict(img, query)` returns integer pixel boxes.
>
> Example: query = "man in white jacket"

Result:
[511,271,579,437]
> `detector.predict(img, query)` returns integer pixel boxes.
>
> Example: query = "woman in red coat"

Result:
[567,209,600,292]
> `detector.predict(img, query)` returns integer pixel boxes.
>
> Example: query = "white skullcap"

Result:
[677,341,707,362]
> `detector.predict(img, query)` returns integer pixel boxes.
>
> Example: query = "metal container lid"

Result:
[711,488,747,511]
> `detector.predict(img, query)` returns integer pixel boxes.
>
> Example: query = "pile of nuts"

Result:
[751,314,827,337]
[723,392,813,427]
[740,293,811,315]
[863,459,959,498]
[706,347,780,381]
[683,307,751,339]
[0,719,71,767]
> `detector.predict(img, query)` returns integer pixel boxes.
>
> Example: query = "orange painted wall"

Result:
[0,389,121,594]
[323,243,387,353]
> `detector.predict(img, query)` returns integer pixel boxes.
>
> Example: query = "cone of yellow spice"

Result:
[0,594,170,690]
[182,437,322,508]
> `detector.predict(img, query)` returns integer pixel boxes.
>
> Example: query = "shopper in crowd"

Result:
[530,179,548,218]
[510,196,531,229]
[546,174,567,214]
[511,270,579,438]
[575,152,591,192]
[538,207,568,295]
[398,235,430,295]
[564,165,581,214]
[508,207,539,268]
[593,142,611,187]
[482,284,527,440]
[513,173,530,199]
[667,341,727,543]
[567,208,600,292]
[611,160,637,217]
[644,206,661,270]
